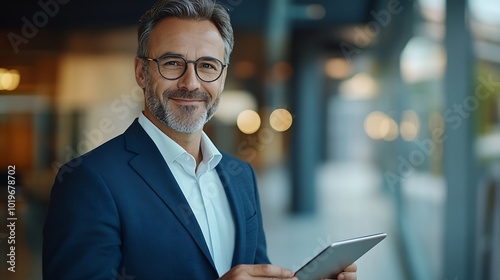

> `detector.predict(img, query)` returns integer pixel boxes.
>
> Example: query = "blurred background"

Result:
[1,0,499,279]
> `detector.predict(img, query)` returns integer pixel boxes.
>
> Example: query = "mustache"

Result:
[163,89,211,102]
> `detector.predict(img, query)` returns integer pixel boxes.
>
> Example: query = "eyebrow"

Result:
[157,52,223,61]
[158,52,183,58]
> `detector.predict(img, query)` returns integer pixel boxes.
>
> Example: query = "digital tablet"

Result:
[294,232,387,280]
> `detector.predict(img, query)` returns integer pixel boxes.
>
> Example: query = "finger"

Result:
[249,264,295,278]
[344,263,357,272]
[337,272,357,280]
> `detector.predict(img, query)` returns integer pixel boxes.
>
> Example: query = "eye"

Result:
[160,57,184,67]
[201,63,216,69]
[198,58,221,71]
[164,60,178,66]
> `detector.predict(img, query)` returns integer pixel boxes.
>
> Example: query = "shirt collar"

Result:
[199,130,223,169]
[138,113,222,170]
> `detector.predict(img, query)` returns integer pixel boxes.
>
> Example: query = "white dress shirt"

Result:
[138,113,235,276]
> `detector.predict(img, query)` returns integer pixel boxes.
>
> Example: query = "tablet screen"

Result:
[294,233,387,280]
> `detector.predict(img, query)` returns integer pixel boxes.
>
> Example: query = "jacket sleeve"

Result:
[43,161,122,280]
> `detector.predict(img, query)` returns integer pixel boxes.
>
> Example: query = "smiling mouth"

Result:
[170,97,205,104]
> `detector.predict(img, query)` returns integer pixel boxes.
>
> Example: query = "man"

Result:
[43,0,357,279]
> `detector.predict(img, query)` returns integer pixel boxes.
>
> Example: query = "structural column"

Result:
[443,0,477,278]
[290,37,322,214]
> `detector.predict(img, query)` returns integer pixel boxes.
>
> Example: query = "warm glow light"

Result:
[364,111,387,140]
[364,111,399,141]
[0,69,12,89]
[270,109,293,132]
[400,110,420,141]
[382,117,399,141]
[339,72,379,100]
[215,90,257,125]
[0,68,20,91]
[237,110,261,134]
[324,58,351,79]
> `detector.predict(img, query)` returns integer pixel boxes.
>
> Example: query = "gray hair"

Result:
[137,0,234,65]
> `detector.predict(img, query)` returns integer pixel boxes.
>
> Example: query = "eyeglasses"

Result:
[140,54,226,82]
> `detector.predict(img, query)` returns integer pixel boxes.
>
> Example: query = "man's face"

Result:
[136,17,227,133]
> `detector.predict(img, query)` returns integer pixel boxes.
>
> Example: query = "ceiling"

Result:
[0,0,382,30]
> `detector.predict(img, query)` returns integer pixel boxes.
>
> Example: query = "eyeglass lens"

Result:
[158,56,224,82]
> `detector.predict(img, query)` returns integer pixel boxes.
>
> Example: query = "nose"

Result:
[177,63,200,91]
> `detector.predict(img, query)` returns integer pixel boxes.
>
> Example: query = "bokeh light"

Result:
[0,68,21,91]
[400,110,420,141]
[270,108,293,132]
[339,72,379,100]
[364,111,399,141]
[237,110,261,134]
[324,58,352,80]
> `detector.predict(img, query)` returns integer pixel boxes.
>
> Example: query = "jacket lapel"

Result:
[216,159,247,267]
[123,120,216,271]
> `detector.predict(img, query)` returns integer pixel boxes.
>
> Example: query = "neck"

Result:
[144,110,203,166]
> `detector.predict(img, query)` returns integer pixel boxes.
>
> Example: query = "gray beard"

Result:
[145,86,220,133]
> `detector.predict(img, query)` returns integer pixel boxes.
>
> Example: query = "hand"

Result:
[327,263,357,280]
[219,264,297,280]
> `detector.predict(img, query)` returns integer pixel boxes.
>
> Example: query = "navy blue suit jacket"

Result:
[43,119,270,279]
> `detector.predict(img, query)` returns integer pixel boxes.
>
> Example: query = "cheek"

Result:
[207,84,224,100]
[149,78,174,96]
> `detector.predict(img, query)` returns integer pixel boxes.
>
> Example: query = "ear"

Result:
[134,57,147,89]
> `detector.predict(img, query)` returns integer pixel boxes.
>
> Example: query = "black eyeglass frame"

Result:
[139,54,227,83]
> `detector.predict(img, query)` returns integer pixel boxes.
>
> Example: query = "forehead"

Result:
[149,17,225,60]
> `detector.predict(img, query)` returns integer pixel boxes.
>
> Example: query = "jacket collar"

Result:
[215,159,247,267]
[124,119,216,270]
[123,119,248,272]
